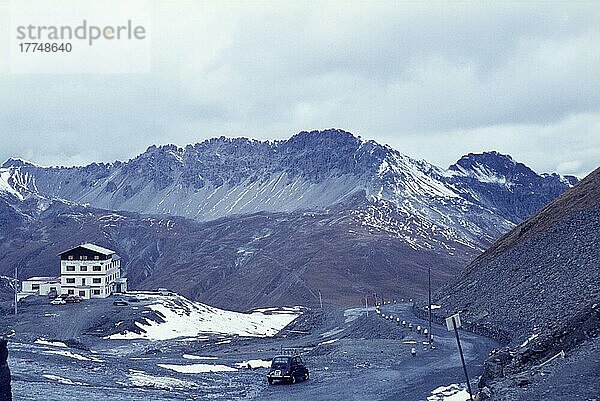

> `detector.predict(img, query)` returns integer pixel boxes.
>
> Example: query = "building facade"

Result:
[21,277,61,296]
[59,243,126,299]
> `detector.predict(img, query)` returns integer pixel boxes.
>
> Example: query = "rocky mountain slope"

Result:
[0,130,576,253]
[0,192,470,309]
[428,167,600,400]
[0,130,578,310]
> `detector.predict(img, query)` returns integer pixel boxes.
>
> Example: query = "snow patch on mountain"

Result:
[0,169,24,200]
[452,162,508,185]
[106,294,302,341]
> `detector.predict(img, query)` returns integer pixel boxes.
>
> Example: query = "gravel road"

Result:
[1,296,498,400]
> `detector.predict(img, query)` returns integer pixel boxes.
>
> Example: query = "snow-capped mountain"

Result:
[0,130,576,253]
[0,130,579,308]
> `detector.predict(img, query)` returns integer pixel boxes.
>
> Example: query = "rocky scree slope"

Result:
[0,193,465,310]
[428,167,600,401]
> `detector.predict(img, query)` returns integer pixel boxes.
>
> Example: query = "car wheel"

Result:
[304,372,309,381]
[267,378,273,385]
[290,375,296,384]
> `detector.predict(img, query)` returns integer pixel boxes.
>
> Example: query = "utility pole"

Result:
[364,296,368,317]
[428,266,432,345]
[318,290,323,308]
[14,264,18,315]
[446,313,473,401]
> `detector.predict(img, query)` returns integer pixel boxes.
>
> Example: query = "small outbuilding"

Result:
[20,277,61,296]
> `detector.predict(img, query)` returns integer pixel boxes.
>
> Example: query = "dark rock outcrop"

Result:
[446,151,578,222]
[0,339,11,401]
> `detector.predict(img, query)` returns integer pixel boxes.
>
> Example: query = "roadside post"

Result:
[428,266,432,345]
[446,313,473,401]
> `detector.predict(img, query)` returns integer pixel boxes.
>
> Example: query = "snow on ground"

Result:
[34,338,67,348]
[106,294,302,341]
[427,384,471,401]
[318,338,339,346]
[235,359,272,369]
[343,307,373,323]
[250,306,303,313]
[126,369,198,390]
[521,333,539,348]
[183,354,218,360]
[320,327,344,338]
[42,374,88,386]
[43,350,104,362]
[158,363,237,373]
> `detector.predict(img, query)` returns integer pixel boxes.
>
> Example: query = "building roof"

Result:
[59,243,115,256]
[24,276,60,283]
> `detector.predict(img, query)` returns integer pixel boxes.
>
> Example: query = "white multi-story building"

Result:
[59,243,127,299]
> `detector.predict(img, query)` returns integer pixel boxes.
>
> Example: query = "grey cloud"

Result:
[0,1,598,176]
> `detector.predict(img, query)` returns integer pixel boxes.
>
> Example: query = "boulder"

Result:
[0,339,12,401]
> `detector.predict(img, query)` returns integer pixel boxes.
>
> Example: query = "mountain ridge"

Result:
[0,130,576,253]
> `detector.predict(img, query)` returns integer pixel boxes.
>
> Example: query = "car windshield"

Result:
[271,357,289,368]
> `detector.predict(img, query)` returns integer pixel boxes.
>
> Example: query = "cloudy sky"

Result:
[0,1,598,177]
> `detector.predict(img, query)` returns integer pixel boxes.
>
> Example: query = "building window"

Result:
[93,265,101,271]
[93,289,101,295]
[79,291,85,297]
[80,255,87,260]
[32,284,40,290]
[66,265,75,271]
[80,265,88,271]
[68,289,74,295]
[93,278,101,284]
[68,255,74,260]
[94,255,100,260]
[66,278,75,284]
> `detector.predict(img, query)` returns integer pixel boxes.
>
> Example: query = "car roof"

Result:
[272,355,292,360]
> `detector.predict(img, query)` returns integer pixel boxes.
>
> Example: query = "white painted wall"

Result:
[60,257,122,299]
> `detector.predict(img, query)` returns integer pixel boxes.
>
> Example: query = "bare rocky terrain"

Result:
[1,294,498,401]
[420,167,600,400]
[0,131,590,401]
[0,193,467,310]
[0,130,575,310]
